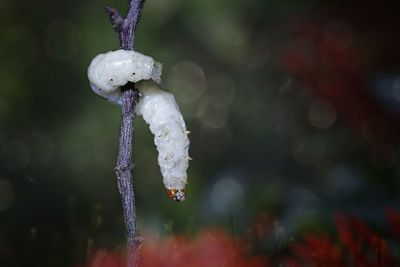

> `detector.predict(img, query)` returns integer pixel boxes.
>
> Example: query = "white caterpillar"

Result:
[87,49,162,105]
[135,81,190,201]
[87,50,189,201]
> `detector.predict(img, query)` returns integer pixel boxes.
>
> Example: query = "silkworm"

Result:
[135,81,190,201]
[87,49,162,105]
[87,50,189,201]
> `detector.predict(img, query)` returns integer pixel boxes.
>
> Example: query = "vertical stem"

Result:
[106,1,146,267]
[115,86,140,267]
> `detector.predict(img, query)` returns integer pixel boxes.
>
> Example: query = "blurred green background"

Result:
[1,0,400,265]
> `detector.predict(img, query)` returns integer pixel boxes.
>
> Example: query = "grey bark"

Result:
[105,1,145,266]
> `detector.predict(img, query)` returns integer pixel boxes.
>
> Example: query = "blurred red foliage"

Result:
[335,213,398,267]
[81,229,269,267]
[81,209,400,267]
[290,234,345,266]
[141,229,268,267]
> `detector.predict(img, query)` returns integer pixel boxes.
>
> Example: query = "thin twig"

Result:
[105,1,146,267]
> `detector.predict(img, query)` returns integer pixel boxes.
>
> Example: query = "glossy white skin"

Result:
[135,81,190,193]
[87,49,161,105]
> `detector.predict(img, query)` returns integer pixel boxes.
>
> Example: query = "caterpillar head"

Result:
[167,188,186,202]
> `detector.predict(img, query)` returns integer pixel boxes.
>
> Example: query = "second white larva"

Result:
[135,81,190,201]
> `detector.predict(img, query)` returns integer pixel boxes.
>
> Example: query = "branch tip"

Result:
[105,6,124,32]
[125,0,146,31]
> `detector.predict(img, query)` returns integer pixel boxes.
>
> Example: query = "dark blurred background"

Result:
[1,0,400,265]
